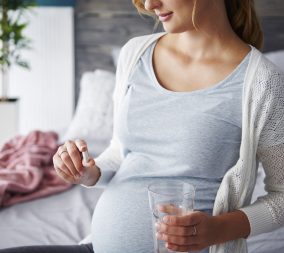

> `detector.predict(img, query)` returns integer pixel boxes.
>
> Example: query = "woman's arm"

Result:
[156,209,250,252]
[81,43,130,188]
[239,63,284,236]
[89,36,152,187]
[213,210,250,242]
[157,59,284,252]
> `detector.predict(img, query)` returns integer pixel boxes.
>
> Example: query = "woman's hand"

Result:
[53,139,101,186]
[156,211,219,252]
[156,209,250,252]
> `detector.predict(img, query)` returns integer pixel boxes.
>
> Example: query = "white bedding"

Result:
[0,164,284,252]
[248,227,284,253]
[1,50,284,251]
[247,166,284,252]
[0,185,103,248]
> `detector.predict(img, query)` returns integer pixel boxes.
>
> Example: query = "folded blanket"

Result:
[0,130,72,207]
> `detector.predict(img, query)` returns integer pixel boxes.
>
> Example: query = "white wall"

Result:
[9,7,74,135]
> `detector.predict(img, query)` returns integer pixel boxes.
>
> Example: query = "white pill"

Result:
[82,150,90,163]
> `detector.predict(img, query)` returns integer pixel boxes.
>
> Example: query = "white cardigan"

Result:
[92,32,284,253]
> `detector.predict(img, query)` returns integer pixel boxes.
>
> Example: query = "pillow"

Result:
[62,69,115,157]
[264,50,284,73]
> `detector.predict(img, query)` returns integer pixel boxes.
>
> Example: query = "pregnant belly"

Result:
[91,180,155,253]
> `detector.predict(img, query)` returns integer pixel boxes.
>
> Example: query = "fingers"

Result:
[53,152,77,182]
[156,222,196,236]
[53,140,88,179]
[155,211,201,252]
[156,224,201,252]
[83,157,95,168]
[163,211,200,226]
[156,211,212,252]
[54,163,75,184]
[65,141,83,176]
[166,242,202,252]
[53,153,71,175]
[156,232,199,246]
[157,204,183,215]
[75,139,87,152]
[57,145,68,157]
[74,139,95,167]
[53,139,97,184]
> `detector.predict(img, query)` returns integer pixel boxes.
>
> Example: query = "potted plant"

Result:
[0,0,36,144]
[0,0,36,100]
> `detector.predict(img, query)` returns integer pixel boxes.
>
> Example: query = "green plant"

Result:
[0,0,36,100]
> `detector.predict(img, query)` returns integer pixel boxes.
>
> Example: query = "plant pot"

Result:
[0,64,9,101]
[0,98,19,147]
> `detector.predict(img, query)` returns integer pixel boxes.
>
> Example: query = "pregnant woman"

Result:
[1,0,284,252]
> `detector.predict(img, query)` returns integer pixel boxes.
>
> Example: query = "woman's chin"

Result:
[162,24,196,34]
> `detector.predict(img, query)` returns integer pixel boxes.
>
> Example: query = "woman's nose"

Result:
[144,0,162,11]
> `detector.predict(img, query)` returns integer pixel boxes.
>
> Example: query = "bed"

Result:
[0,49,283,252]
[0,67,114,248]
[1,4,284,252]
[1,160,284,252]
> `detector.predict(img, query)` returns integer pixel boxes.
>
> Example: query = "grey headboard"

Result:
[75,0,155,103]
[257,0,284,52]
[75,0,284,103]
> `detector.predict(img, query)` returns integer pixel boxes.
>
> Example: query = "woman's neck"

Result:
[162,1,249,62]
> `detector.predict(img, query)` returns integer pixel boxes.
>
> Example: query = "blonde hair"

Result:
[132,0,263,50]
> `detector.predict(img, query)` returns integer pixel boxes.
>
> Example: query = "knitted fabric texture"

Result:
[92,33,284,253]
[211,47,284,253]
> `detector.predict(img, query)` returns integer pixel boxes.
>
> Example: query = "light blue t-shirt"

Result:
[91,41,251,253]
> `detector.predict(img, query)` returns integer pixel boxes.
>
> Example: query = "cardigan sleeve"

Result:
[240,60,284,236]
[84,43,131,188]
[82,35,155,188]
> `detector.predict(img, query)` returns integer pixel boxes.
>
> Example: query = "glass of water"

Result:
[148,180,195,253]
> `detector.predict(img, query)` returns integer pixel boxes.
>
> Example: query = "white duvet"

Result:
[1,50,283,252]
[0,185,103,248]
[0,165,284,252]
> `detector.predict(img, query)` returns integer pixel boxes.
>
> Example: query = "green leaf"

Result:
[16,60,30,69]
[13,23,29,44]
[0,0,35,70]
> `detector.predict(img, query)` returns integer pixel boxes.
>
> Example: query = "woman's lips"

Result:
[158,12,173,22]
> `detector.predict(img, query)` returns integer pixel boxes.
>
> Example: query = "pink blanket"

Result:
[0,130,72,207]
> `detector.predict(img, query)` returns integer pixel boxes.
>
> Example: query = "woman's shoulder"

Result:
[248,47,284,96]
[249,47,284,103]
[119,32,166,60]
[125,32,166,47]
[251,47,284,78]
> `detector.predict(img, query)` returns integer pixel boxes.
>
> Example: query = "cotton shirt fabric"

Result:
[91,39,250,253]
[81,32,284,253]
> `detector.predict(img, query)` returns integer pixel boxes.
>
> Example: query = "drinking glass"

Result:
[148,180,195,253]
